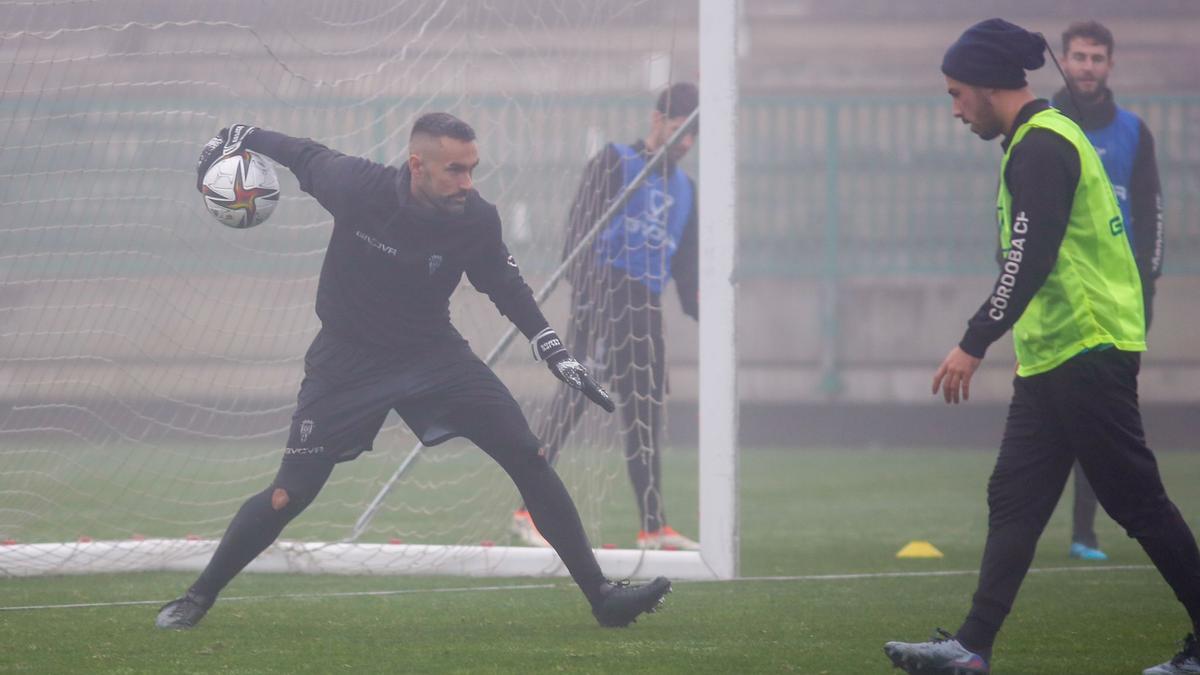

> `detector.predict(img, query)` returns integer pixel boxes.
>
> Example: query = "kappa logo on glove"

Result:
[223,125,253,155]
[530,327,615,413]
[531,327,565,362]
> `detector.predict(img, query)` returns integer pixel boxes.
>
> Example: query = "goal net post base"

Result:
[1,2,739,583]
[0,540,722,580]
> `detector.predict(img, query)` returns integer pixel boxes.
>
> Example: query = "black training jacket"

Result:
[247,130,549,353]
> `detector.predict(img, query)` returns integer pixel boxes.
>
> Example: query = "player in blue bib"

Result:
[1051,19,1166,565]
[511,83,701,552]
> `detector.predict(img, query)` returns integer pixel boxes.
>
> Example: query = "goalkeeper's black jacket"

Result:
[246,130,550,353]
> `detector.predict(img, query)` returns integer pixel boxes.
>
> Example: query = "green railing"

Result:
[738,94,1200,278]
[2,95,1196,279]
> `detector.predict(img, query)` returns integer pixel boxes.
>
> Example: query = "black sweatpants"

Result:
[1071,305,1159,549]
[956,349,1200,655]
[534,273,669,533]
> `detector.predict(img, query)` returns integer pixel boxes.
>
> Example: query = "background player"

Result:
[156,113,672,631]
[1052,18,1166,563]
[511,83,701,551]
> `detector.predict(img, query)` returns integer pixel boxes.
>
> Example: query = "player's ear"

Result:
[407,153,423,178]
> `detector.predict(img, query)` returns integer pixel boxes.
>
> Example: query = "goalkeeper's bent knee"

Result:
[269,460,333,516]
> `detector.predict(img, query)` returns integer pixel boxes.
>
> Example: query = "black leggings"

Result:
[191,459,333,598]
[192,402,607,606]
[1071,461,1101,548]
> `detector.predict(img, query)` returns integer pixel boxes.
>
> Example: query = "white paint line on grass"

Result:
[735,564,1154,583]
[0,582,558,612]
[0,565,1156,613]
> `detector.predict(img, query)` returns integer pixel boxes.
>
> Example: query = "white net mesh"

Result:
[0,0,702,575]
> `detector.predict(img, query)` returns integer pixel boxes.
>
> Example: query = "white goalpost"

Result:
[0,0,737,581]
[696,0,739,581]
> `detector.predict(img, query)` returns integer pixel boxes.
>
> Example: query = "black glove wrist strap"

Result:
[531,327,565,362]
[222,125,256,156]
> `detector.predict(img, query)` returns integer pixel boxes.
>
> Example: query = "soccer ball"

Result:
[200,151,280,229]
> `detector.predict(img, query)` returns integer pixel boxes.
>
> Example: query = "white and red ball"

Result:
[200,151,280,229]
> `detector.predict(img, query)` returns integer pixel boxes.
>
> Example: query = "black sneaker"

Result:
[155,590,213,630]
[1144,633,1200,674]
[884,628,990,674]
[591,577,671,627]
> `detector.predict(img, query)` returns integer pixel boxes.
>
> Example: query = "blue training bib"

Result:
[594,143,694,294]
[1083,106,1141,247]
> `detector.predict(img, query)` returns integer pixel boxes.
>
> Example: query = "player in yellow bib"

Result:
[884,18,1200,675]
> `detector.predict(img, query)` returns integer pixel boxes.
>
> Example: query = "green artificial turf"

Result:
[3,447,1199,673]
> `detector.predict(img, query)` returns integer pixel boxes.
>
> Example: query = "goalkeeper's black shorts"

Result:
[280,328,531,464]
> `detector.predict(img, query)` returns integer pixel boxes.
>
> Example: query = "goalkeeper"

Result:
[511,83,700,551]
[156,113,672,630]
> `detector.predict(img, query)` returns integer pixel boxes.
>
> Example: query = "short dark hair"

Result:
[655,82,699,120]
[410,112,476,142]
[1062,20,1114,57]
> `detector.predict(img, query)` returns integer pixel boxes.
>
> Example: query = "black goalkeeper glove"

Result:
[195,124,258,192]
[531,327,615,413]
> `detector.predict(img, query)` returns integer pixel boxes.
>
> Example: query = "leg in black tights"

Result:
[449,402,609,606]
[190,459,335,600]
[1071,462,1101,549]
[607,279,668,533]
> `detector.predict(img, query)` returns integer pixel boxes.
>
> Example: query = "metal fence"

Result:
[2,95,1197,280]
[739,94,1200,278]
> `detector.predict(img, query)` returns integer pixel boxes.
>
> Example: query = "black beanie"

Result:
[941,18,1047,89]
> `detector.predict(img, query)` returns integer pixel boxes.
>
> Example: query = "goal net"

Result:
[0,0,735,580]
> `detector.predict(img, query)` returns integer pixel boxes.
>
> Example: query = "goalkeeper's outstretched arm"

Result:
[196,125,390,220]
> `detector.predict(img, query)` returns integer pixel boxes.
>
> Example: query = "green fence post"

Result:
[820,101,843,397]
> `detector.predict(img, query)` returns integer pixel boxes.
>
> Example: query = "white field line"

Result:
[0,564,1155,613]
[0,582,557,612]
[733,564,1154,583]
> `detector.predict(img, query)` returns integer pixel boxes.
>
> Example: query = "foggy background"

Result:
[2,0,1198,456]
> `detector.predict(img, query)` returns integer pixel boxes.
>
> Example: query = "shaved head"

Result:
[407,113,479,216]
[410,112,475,144]
[408,132,448,159]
